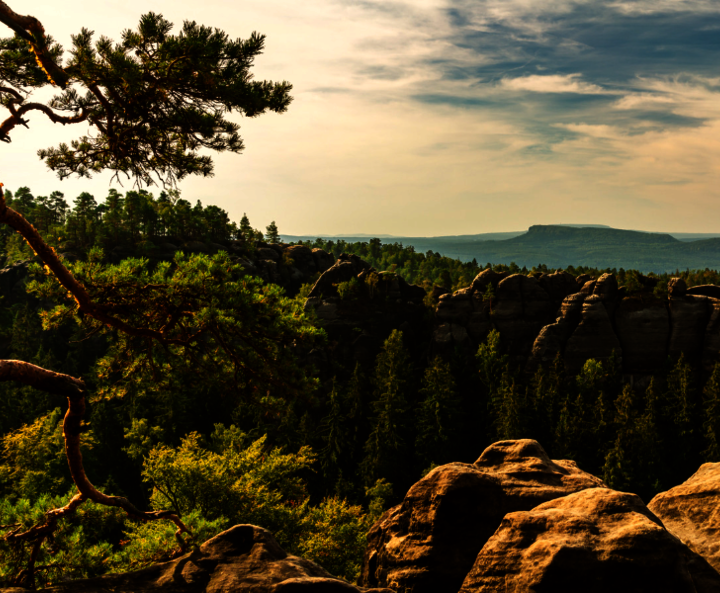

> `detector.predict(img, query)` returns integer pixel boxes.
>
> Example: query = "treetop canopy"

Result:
[0,7,292,186]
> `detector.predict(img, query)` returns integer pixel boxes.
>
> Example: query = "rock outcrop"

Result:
[648,462,720,575]
[14,525,391,593]
[459,487,720,593]
[360,440,605,593]
[439,270,720,378]
[563,294,622,372]
[615,296,669,372]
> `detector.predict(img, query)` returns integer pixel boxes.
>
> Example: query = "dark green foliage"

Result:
[362,330,413,491]
[703,364,720,462]
[266,220,280,244]
[415,357,461,467]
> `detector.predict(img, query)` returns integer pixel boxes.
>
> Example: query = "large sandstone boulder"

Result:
[615,297,669,373]
[360,440,605,593]
[648,462,720,575]
[17,525,390,593]
[459,488,720,593]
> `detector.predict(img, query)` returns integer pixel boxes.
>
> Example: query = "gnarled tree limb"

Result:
[0,1,69,87]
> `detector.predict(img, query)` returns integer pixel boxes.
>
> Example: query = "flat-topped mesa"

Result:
[360,439,605,593]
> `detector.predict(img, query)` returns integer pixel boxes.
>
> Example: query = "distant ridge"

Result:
[283,224,720,273]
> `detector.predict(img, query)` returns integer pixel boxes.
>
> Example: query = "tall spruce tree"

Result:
[362,330,412,491]
[265,220,280,244]
[415,356,461,467]
[702,363,720,462]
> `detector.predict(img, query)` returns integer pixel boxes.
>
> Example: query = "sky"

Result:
[2,0,720,235]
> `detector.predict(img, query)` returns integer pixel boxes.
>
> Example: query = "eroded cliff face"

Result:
[433,268,720,377]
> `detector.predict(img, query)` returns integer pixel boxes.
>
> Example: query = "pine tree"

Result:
[602,384,637,492]
[415,356,461,467]
[320,381,347,482]
[362,330,412,489]
[265,221,280,243]
[702,363,720,462]
[665,354,701,478]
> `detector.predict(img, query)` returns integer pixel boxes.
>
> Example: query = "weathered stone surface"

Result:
[688,284,720,299]
[528,292,587,368]
[459,488,720,593]
[312,248,335,273]
[537,270,579,305]
[307,254,371,299]
[360,440,605,593]
[283,245,316,274]
[471,269,507,294]
[669,295,711,365]
[271,578,393,592]
[257,247,281,262]
[615,297,669,373]
[564,294,622,371]
[669,277,688,297]
[20,525,385,593]
[492,275,552,355]
[702,298,720,371]
[575,273,593,287]
[648,462,720,575]
[593,272,619,304]
[580,279,596,295]
[436,288,474,323]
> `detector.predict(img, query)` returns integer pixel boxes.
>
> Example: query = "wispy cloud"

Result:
[499,74,608,94]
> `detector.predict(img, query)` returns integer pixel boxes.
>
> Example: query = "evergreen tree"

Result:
[665,354,700,478]
[362,330,412,490]
[602,384,637,492]
[239,213,254,242]
[266,220,280,243]
[702,363,720,462]
[415,356,460,467]
[320,381,347,483]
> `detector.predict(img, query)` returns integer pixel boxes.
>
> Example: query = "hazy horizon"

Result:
[3,1,720,236]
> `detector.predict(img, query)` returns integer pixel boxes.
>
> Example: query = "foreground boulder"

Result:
[459,488,720,593]
[22,525,390,593]
[360,440,605,593]
[648,462,720,575]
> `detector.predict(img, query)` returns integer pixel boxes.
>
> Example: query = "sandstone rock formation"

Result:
[459,487,720,593]
[360,440,605,593]
[11,525,391,593]
[648,462,720,575]
[563,294,622,372]
[669,295,712,366]
[615,296,669,372]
